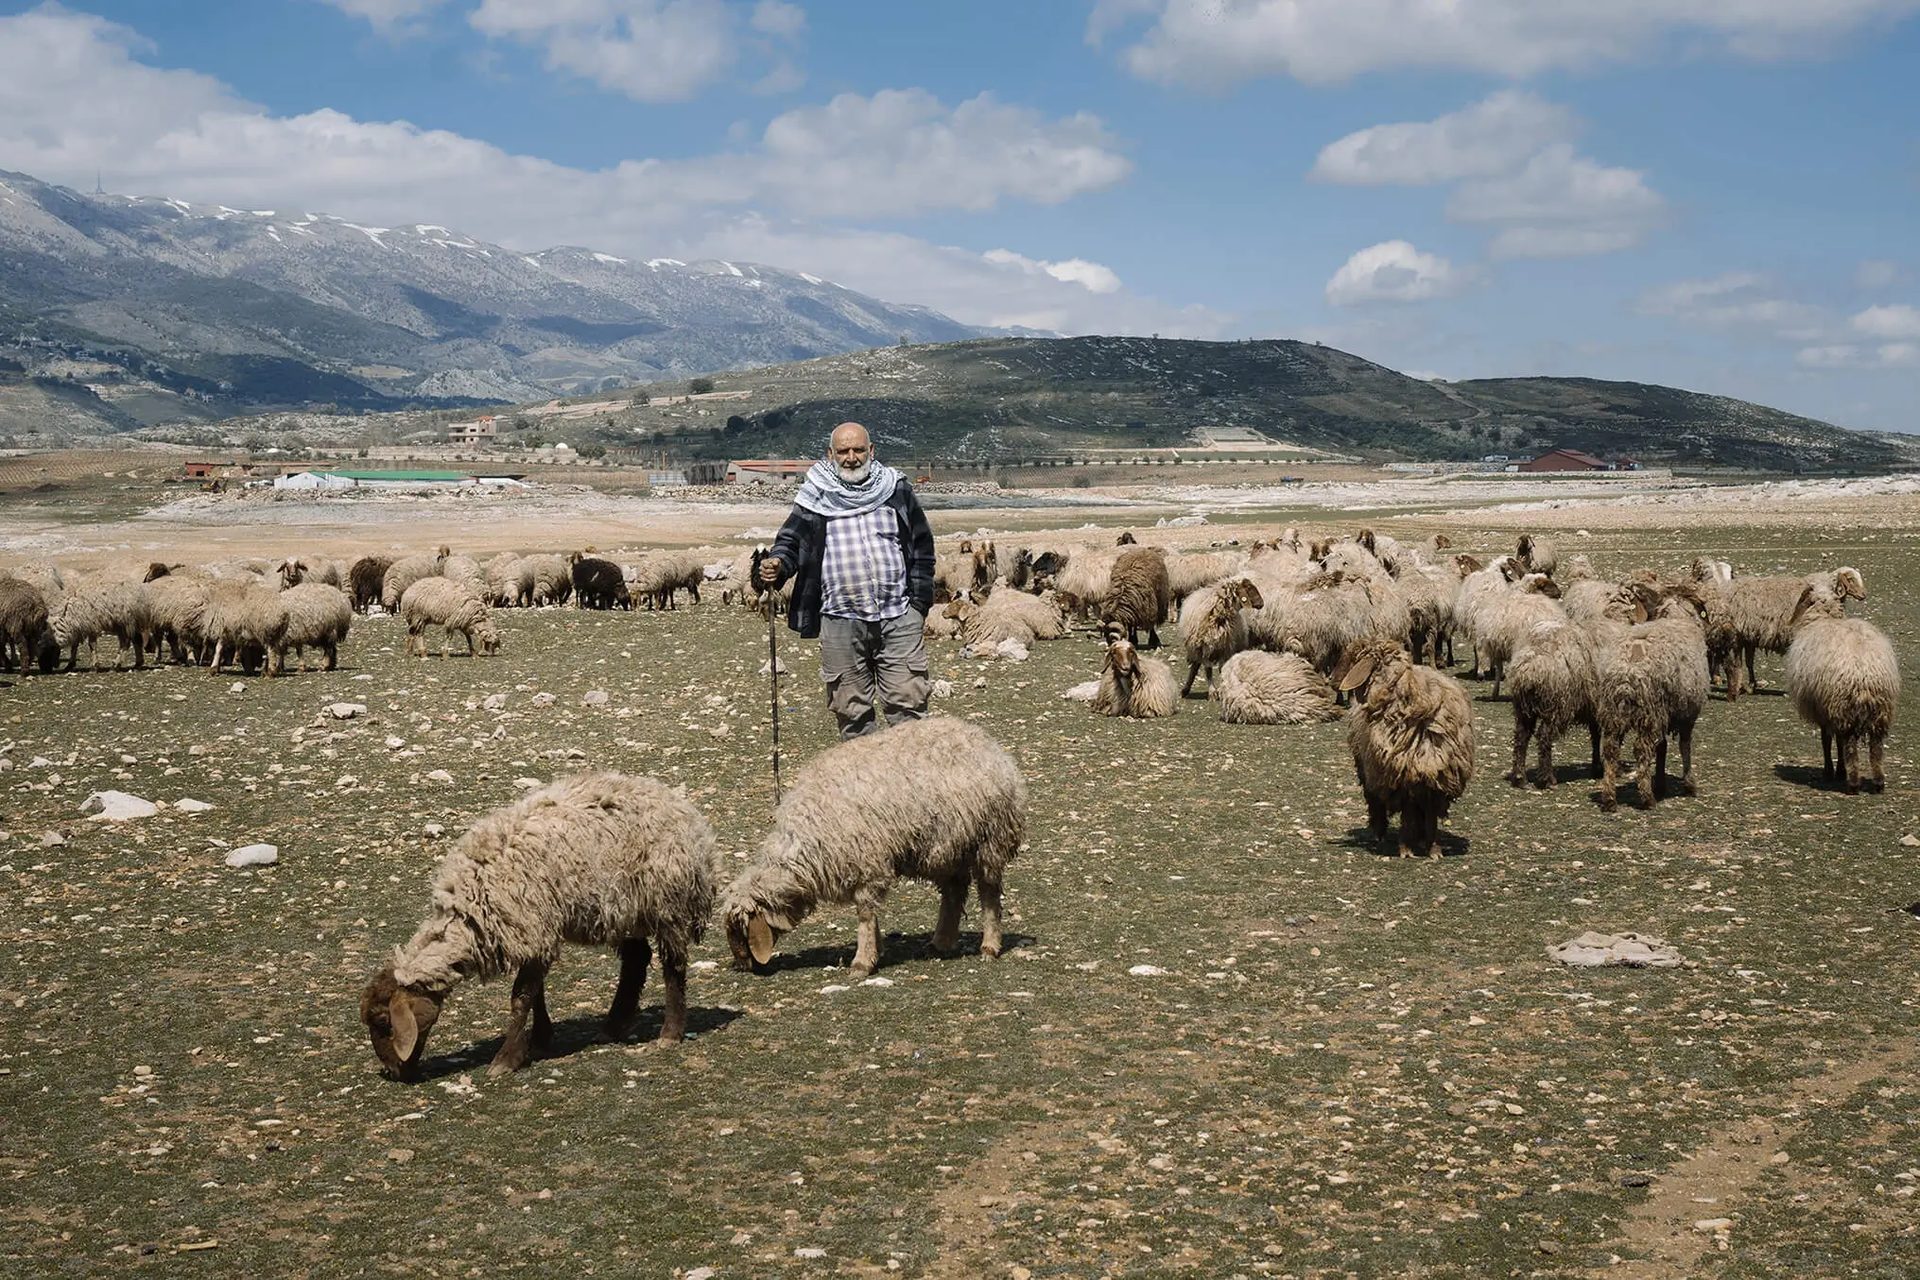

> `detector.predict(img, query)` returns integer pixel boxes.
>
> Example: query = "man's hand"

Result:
[757,555,784,584]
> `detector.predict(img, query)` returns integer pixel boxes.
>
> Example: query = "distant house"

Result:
[685,460,728,485]
[1518,449,1614,473]
[447,416,497,444]
[183,460,234,479]
[726,458,813,485]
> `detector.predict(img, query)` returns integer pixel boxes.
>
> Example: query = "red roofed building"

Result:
[1518,448,1614,473]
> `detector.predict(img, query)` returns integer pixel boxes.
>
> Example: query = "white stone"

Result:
[1548,932,1682,968]
[582,690,609,706]
[530,692,555,709]
[482,693,508,711]
[173,798,213,813]
[326,702,368,720]
[225,843,278,868]
[1061,680,1101,701]
[39,831,65,847]
[423,824,445,839]
[930,678,954,699]
[229,682,246,694]
[860,977,895,988]
[384,736,406,750]
[1128,964,1170,977]
[425,769,454,784]
[757,658,790,675]
[81,791,158,822]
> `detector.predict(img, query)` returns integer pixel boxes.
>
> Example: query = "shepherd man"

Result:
[758,422,937,738]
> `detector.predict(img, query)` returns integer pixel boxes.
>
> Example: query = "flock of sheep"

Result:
[1,520,1900,1076]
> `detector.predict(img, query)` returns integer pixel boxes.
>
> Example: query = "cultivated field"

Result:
[3,483,1918,1278]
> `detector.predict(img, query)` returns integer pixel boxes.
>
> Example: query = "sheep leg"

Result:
[1635,733,1657,809]
[849,904,882,978]
[1182,661,1201,698]
[1365,792,1390,843]
[1868,733,1886,793]
[324,641,337,671]
[1653,734,1671,798]
[1674,721,1697,796]
[1841,732,1861,795]
[1587,720,1601,777]
[1396,801,1417,857]
[1820,727,1836,781]
[1536,732,1556,790]
[975,874,1004,959]
[932,878,967,954]
[209,639,225,672]
[488,960,549,1075]
[1508,715,1533,786]
[1743,644,1759,692]
[1599,731,1622,813]
[656,945,689,1043]
[601,939,652,1040]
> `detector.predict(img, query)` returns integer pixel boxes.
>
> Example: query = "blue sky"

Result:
[1,0,1916,431]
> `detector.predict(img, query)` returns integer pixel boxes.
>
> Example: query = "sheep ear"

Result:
[388,990,421,1062]
[1338,655,1377,692]
[747,913,776,965]
[1788,584,1817,624]
[1631,600,1649,623]
[1242,583,1265,610]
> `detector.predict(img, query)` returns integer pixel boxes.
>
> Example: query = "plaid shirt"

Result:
[819,506,908,621]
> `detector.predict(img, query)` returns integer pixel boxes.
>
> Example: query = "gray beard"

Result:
[838,460,873,485]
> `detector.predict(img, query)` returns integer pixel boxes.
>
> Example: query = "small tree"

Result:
[630,390,650,407]
[688,376,715,395]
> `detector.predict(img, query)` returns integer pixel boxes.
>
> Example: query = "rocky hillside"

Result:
[0,168,988,441]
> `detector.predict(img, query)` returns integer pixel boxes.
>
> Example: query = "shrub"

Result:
[688,377,715,395]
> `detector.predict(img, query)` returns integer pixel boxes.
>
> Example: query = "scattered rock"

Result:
[384,736,406,750]
[224,843,278,868]
[793,1248,826,1260]
[1060,680,1101,702]
[39,831,66,847]
[860,977,895,988]
[1548,932,1682,968]
[482,693,508,711]
[1901,833,1918,848]
[582,690,609,707]
[930,678,954,699]
[229,682,245,694]
[686,1269,716,1280]
[1128,964,1170,977]
[425,769,454,784]
[1619,1173,1653,1188]
[530,692,556,709]
[326,702,368,720]
[80,791,158,822]
[173,798,213,814]
[757,658,789,675]
[386,1148,414,1164]
[423,824,445,840]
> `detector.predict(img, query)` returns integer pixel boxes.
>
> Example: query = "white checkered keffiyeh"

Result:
[820,506,908,622]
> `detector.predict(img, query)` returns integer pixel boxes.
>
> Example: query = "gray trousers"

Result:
[819,610,930,739]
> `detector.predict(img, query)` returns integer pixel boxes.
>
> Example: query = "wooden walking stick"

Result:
[764,579,783,807]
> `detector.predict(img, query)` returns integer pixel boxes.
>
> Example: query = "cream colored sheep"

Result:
[1595,584,1711,812]
[399,577,500,657]
[1179,577,1263,696]
[1214,650,1340,725]
[1784,586,1898,794]
[1092,637,1179,719]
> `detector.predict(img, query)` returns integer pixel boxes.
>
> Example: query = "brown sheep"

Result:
[1339,639,1476,857]
[1101,546,1172,649]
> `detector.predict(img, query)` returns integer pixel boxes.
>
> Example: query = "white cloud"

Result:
[1851,303,1920,339]
[1311,91,1575,186]
[317,0,448,34]
[468,0,794,103]
[1796,342,1920,369]
[1325,240,1470,306]
[1448,144,1664,259]
[1855,259,1905,290]
[0,6,1198,339]
[1638,273,1830,339]
[1091,0,1920,87]
[983,249,1123,294]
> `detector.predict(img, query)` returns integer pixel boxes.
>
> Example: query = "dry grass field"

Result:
[3,474,1918,1278]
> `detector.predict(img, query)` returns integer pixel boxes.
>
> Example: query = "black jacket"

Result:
[767,481,935,638]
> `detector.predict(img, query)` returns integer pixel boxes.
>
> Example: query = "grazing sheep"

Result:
[1214,650,1341,725]
[570,555,632,610]
[381,546,452,612]
[1784,586,1898,794]
[720,717,1026,976]
[1726,566,1864,696]
[442,554,486,594]
[4,562,68,606]
[142,571,215,664]
[1248,569,1389,676]
[1516,534,1558,577]
[198,580,291,675]
[1101,546,1172,648]
[1093,637,1180,719]
[347,555,395,613]
[278,582,353,672]
[1179,577,1264,696]
[1396,557,1469,668]
[0,578,56,674]
[484,553,525,606]
[47,577,150,671]
[399,578,500,657]
[1339,639,1476,857]
[360,771,718,1080]
[1505,616,1616,788]
[1595,584,1711,812]
[517,553,574,606]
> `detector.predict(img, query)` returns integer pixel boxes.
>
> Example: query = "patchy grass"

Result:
[2,523,1916,1278]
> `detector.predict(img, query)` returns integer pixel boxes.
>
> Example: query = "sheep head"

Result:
[1430,533,1454,550]
[143,562,175,582]
[720,875,806,972]
[1516,534,1536,565]
[1227,578,1265,613]
[1308,538,1334,562]
[360,967,445,1082]
[474,617,502,656]
[1115,531,1137,546]
[1335,639,1406,700]
[1103,638,1141,703]
[1833,567,1866,601]
[1452,553,1483,578]
[1518,573,1562,599]
[1356,529,1377,555]
[1788,584,1845,627]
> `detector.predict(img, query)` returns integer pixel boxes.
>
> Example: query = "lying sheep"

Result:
[1101,546,1172,648]
[921,600,964,640]
[1179,577,1263,696]
[1596,584,1710,812]
[360,772,718,1080]
[1784,586,1898,794]
[571,554,632,610]
[347,555,394,613]
[278,582,353,672]
[934,540,997,602]
[381,546,452,612]
[721,718,1025,977]
[1214,650,1341,725]
[0,578,56,674]
[1340,639,1476,857]
[47,577,150,671]
[399,578,500,657]
[1093,637,1179,719]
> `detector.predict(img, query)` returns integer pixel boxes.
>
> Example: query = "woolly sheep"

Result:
[1784,586,1898,794]
[380,546,451,611]
[1051,546,1123,619]
[1505,615,1616,788]
[1516,534,1558,577]
[278,582,353,672]
[921,600,964,640]
[956,590,1068,650]
[1164,548,1244,602]
[632,550,705,609]
[360,771,718,1080]
[483,552,525,606]
[1475,572,1565,699]
[141,571,214,664]
[934,540,997,602]
[400,577,500,657]
[201,579,290,676]
[570,555,632,610]
[1595,584,1711,812]
[519,553,575,606]
[720,717,1026,976]
[47,577,150,671]
[278,557,344,590]
[347,555,394,613]
[1214,650,1340,725]
[1093,637,1180,719]
[1725,566,1864,696]
[0,578,56,674]
[4,561,67,606]
[1339,639,1476,857]
[1179,577,1263,696]
[1101,546,1172,649]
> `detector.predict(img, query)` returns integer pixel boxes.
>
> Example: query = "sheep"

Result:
[570,554,632,610]
[515,553,573,606]
[1164,548,1244,602]
[1248,569,1386,676]
[1595,583,1711,812]
[934,540,997,602]
[1395,557,1469,667]
[3,561,68,606]
[277,557,344,590]
[380,546,452,612]
[1051,545,1123,619]
[963,590,1068,648]
[200,579,291,675]
[720,717,1025,977]
[1214,650,1341,725]
[921,600,965,640]
[628,550,704,609]
[277,582,353,672]
[483,552,525,606]
[400,577,500,657]
[0,578,56,674]
[47,577,150,671]
[1179,577,1263,696]
[1725,566,1865,696]
[1101,546,1172,648]
[741,546,793,613]
[360,771,718,1080]
[347,555,394,613]
[1505,615,1618,788]
[1516,533,1559,577]
[1784,586,1898,794]
[1092,637,1180,719]
[1339,638,1476,857]
[141,570,215,664]
[954,601,1036,651]
[442,554,486,594]
[1475,572,1565,699]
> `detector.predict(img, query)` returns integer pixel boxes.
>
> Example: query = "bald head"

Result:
[830,422,873,482]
